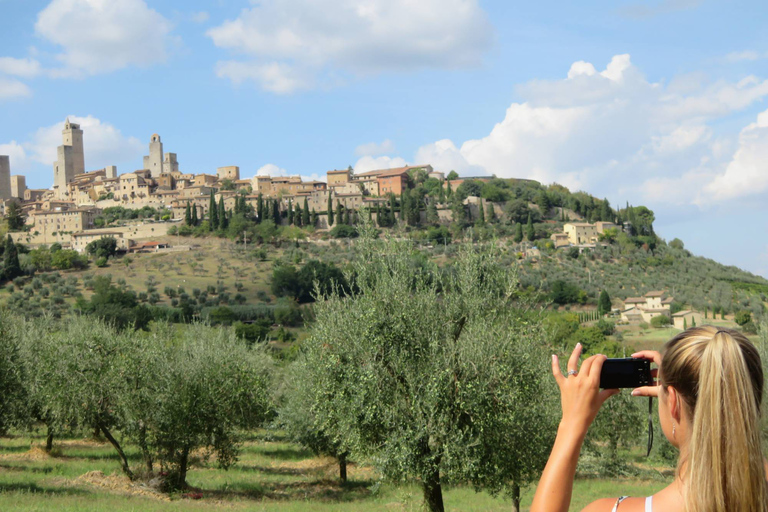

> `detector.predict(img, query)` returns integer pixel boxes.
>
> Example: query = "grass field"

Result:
[0,431,671,512]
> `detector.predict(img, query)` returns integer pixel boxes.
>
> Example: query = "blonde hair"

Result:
[660,325,767,512]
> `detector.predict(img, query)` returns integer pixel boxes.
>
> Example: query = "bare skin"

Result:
[529,346,687,512]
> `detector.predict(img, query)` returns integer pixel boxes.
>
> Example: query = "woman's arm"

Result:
[529,344,618,512]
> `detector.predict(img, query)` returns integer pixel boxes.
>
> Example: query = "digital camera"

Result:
[600,357,653,389]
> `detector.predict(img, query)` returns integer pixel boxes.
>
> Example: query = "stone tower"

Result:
[143,134,164,178]
[61,118,84,175]
[53,118,84,198]
[0,155,11,200]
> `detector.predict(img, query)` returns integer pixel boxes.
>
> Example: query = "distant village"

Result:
[1,119,621,254]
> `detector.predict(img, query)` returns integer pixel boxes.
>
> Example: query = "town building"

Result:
[672,310,704,330]
[620,290,674,323]
[0,155,10,200]
[10,175,26,199]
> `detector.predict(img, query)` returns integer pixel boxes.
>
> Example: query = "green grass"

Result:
[0,431,671,512]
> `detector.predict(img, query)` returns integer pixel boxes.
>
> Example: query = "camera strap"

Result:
[646,396,654,457]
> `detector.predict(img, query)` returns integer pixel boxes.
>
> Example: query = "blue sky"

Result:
[1,0,767,276]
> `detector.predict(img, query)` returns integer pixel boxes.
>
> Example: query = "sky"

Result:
[1,0,767,276]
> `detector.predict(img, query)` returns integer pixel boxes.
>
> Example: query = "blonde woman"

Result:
[530,326,767,512]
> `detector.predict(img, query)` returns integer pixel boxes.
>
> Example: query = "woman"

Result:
[530,326,767,512]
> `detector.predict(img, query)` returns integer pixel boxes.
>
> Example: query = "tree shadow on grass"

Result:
[0,482,93,496]
[0,462,55,474]
[197,478,373,503]
[252,447,315,461]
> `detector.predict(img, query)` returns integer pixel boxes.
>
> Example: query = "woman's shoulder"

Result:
[581,496,647,512]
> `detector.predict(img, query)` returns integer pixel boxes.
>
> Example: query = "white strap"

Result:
[611,496,629,512]
[645,496,653,512]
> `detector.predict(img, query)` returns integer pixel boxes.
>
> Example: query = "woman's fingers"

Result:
[631,385,660,398]
[552,354,565,387]
[584,354,608,381]
[631,350,662,367]
[598,388,620,404]
[567,343,582,373]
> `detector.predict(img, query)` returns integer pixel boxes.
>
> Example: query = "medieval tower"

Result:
[143,133,164,178]
[0,155,11,201]
[53,118,84,197]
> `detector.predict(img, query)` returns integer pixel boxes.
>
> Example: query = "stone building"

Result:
[142,134,179,177]
[217,166,240,181]
[10,175,26,199]
[0,155,10,200]
[53,119,84,198]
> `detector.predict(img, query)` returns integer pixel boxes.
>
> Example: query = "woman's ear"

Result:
[667,386,682,423]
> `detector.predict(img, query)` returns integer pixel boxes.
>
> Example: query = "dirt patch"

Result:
[73,470,171,501]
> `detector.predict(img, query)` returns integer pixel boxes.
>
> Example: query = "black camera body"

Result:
[600,358,653,389]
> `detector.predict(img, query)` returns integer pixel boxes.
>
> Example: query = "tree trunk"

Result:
[100,424,133,479]
[422,466,445,512]
[511,483,521,512]
[339,453,347,483]
[139,424,153,473]
[177,447,190,489]
[45,427,53,452]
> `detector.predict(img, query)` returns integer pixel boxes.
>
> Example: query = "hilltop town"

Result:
[0,119,618,253]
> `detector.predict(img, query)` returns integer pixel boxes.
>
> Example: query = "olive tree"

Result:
[146,324,274,489]
[300,230,558,512]
[0,312,28,433]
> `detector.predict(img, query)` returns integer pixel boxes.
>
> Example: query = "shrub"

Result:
[95,257,108,267]
[650,315,671,328]
[329,224,358,238]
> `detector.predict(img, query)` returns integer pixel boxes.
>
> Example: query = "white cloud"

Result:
[0,57,42,78]
[0,142,29,172]
[701,108,768,201]
[256,163,290,177]
[353,155,407,174]
[24,115,143,170]
[0,78,32,100]
[724,50,763,63]
[207,0,492,93]
[376,54,768,208]
[35,0,174,77]
[190,11,209,23]
[355,139,395,157]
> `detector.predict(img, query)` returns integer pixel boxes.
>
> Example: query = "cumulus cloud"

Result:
[207,0,492,93]
[353,155,407,174]
[25,115,142,169]
[701,109,768,202]
[0,78,32,100]
[724,50,764,63]
[354,139,396,157]
[0,57,42,78]
[256,163,290,177]
[35,0,174,77]
[0,142,29,172]
[190,11,209,23]
[389,54,768,207]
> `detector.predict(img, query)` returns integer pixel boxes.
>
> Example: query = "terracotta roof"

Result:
[625,297,646,303]
[327,169,351,174]
[661,297,674,304]
[644,290,666,297]
[672,310,694,317]
[623,308,643,315]
[644,308,671,313]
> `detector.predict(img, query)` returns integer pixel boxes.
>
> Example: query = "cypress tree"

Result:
[2,235,21,281]
[526,213,535,241]
[287,199,293,225]
[344,207,351,226]
[704,307,708,319]
[377,204,383,227]
[478,200,486,225]
[302,198,310,226]
[311,208,318,227]
[427,201,439,225]
[514,222,523,243]
[486,202,495,223]
[191,204,198,225]
[185,202,191,226]
[209,190,218,230]
[294,204,302,227]
[598,290,611,316]
[446,181,453,200]
[219,197,228,230]
[389,194,397,226]
[272,200,280,225]
[691,317,696,327]
[684,318,687,329]
[327,194,334,226]
[257,193,264,223]
[336,201,344,225]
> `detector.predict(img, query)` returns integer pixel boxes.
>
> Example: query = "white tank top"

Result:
[611,496,652,512]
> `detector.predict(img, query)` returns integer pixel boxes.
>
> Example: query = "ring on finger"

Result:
[567,370,578,377]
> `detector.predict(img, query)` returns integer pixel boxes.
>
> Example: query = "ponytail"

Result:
[661,326,767,512]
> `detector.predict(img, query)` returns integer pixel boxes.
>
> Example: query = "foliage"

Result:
[75,275,151,331]
[330,224,359,238]
[650,315,672,328]
[550,280,587,305]
[86,237,118,259]
[0,313,28,433]
[5,201,26,231]
[271,259,349,304]
[299,233,558,511]
[598,290,611,315]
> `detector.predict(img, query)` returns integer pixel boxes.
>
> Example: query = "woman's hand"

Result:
[630,350,662,398]
[551,343,619,435]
